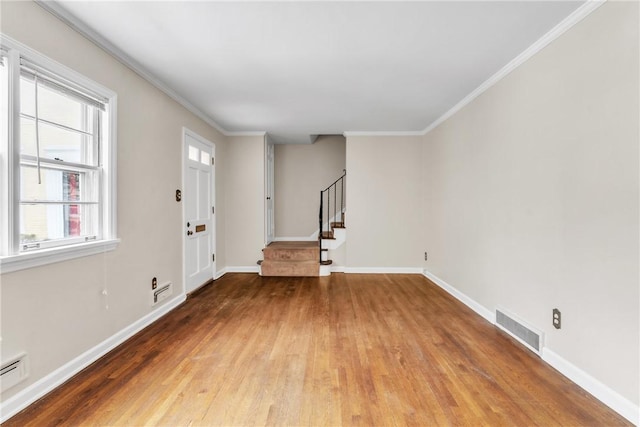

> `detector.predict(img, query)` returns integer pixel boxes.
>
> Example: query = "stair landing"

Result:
[260,241,319,277]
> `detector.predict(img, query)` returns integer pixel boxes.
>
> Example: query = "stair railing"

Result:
[318,170,346,264]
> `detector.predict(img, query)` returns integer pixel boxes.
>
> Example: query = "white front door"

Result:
[183,129,215,293]
[265,137,275,244]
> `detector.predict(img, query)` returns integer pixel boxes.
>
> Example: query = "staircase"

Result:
[319,215,345,263]
[259,171,346,277]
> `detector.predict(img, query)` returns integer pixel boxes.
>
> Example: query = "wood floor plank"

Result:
[4,273,632,426]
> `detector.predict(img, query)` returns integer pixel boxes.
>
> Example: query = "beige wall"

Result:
[423,1,639,405]
[274,135,346,237]
[0,1,228,402]
[345,135,423,269]
[225,135,265,267]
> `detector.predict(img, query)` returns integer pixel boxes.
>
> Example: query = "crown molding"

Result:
[35,0,606,141]
[226,131,267,137]
[341,1,606,138]
[34,0,241,137]
[422,0,607,135]
[343,131,424,137]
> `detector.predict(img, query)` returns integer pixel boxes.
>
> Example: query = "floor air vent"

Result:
[495,309,543,355]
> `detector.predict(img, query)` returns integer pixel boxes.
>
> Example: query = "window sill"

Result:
[0,239,120,274]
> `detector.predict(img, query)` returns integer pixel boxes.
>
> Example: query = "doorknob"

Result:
[187,231,193,236]
[187,222,191,227]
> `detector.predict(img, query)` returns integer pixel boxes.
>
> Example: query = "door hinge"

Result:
[212,206,215,214]
[211,157,215,165]
[212,253,215,262]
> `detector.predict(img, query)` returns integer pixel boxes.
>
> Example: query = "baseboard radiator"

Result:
[495,308,544,355]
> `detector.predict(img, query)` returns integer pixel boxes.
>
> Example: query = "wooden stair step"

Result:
[263,241,319,261]
[260,260,319,277]
[320,231,335,239]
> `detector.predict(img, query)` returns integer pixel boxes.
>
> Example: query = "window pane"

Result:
[20,75,93,132]
[20,117,96,165]
[188,145,199,162]
[20,202,98,246]
[0,54,7,175]
[20,164,97,203]
[20,75,35,117]
[200,151,209,165]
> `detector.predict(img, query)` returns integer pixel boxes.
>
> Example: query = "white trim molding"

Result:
[0,294,186,424]
[34,0,605,143]
[0,239,120,274]
[542,348,639,425]
[343,131,424,137]
[423,270,495,323]
[422,0,606,135]
[215,268,227,280]
[422,269,639,426]
[226,131,267,137]
[33,1,266,138]
[225,266,260,274]
[344,267,423,274]
[224,266,419,275]
[273,237,316,242]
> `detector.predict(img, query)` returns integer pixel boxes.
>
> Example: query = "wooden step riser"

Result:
[262,247,319,261]
[260,261,319,277]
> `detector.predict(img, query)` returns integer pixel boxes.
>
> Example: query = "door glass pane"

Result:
[200,151,209,165]
[188,145,199,162]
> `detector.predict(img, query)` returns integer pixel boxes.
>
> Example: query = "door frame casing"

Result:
[264,134,275,245]
[182,127,216,294]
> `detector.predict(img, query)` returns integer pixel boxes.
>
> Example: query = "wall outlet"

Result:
[424,251,428,261]
[552,308,561,329]
[152,277,157,290]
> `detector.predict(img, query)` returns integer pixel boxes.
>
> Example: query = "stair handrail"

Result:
[319,170,346,264]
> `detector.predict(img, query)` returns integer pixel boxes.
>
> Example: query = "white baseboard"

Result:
[422,269,495,323]
[273,237,316,242]
[225,266,260,273]
[422,269,639,426]
[0,294,186,423]
[542,348,639,426]
[344,267,424,274]
[223,265,417,275]
[214,268,226,280]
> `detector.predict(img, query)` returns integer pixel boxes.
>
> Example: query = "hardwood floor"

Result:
[5,273,631,426]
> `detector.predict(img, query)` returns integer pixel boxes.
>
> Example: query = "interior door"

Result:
[183,129,215,293]
[265,136,275,244]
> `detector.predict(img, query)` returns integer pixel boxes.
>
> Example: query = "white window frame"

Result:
[0,34,118,273]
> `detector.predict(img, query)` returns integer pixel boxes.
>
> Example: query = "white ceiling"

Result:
[52,1,584,144]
